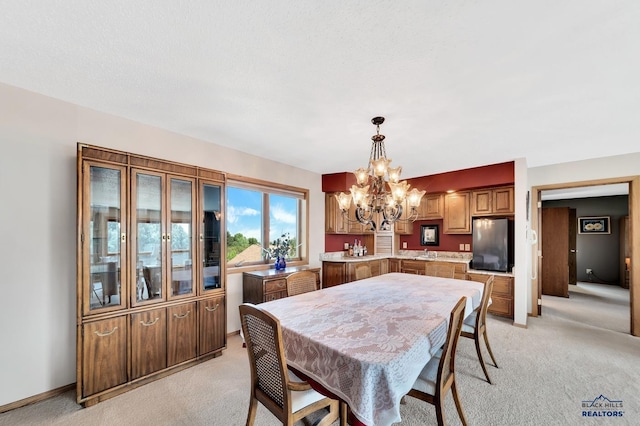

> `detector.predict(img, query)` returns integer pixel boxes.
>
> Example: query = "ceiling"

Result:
[2,1,640,183]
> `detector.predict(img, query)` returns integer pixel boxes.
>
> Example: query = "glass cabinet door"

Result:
[168,177,196,297]
[200,182,223,291]
[84,163,127,314]
[132,170,164,304]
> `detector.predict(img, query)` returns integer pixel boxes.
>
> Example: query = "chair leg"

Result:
[316,400,339,426]
[245,397,258,426]
[339,401,348,426]
[474,332,493,384]
[451,380,468,426]
[483,329,499,368]
[435,396,446,426]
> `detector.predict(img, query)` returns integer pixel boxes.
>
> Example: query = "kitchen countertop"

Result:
[319,250,514,276]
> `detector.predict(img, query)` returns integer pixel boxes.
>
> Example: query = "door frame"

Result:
[530,176,639,337]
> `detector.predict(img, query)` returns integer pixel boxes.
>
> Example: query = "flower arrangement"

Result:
[266,232,293,260]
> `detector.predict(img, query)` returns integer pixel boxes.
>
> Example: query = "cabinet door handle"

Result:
[205,304,219,312]
[173,310,191,319]
[94,326,118,337]
[140,318,160,327]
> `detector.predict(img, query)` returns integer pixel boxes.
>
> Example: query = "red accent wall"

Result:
[399,219,472,251]
[325,234,366,253]
[323,161,514,252]
[406,161,514,193]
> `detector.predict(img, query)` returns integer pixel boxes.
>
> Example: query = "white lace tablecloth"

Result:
[260,272,484,426]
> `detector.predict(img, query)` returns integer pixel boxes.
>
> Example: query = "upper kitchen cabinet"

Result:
[418,193,444,219]
[471,186,514,216]
[393,199,414,235]
[325,192,348,234]
[443,191,471,234]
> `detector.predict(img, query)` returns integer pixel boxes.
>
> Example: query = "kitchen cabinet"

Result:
[471,186,514,216]
[394,199,414,235]
[321,258,389,287]
[443,191,471,234]
[77,144,227,406]
[400,259,468,280]
[418,193,444,219]
[242,267,321,303]
[467,273,514,319]
[325,192,348,234]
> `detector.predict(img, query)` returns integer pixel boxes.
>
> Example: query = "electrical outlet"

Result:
[402,241,408,249]
[586,268,592,274]
[459,243,464,251]
[465,243,470,251]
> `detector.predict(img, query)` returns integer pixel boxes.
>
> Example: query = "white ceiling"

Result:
[2,1,640,182]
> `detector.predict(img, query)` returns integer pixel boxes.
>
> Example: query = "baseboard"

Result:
[0,383,75,414]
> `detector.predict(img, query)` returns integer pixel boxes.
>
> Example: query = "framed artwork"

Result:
[420,224,439,246]
[578,216,610,234]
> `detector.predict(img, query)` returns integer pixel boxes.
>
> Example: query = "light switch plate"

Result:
[403,241,408,249]
[465,244,470,251]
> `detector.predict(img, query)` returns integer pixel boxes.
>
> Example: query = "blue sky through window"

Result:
[226,187,298,245]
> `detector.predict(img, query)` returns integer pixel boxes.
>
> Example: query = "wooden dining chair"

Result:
[354,263,372,281]
[462,274,498,383]
[424,263,455,278]
[406,296,468,426]
[285,271,318,296]
[239,303,340,426]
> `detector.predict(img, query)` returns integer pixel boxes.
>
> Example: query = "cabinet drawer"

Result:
[265,279,286,293]
[492,276,513,296]
[488,295,513,318]
[265,290,287,302]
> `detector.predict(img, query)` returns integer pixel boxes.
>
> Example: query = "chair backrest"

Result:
[476,275,495,330]
[286,271,318,296]
[239,303,291,420]
[424,263,455,278]
[354,263,372,281]
[438,297,467,388]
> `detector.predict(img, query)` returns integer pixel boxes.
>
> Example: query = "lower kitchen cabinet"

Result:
[467,273,514,319]
[322,258,389,287]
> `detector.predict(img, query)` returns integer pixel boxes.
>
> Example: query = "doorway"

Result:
[530,177,639,337]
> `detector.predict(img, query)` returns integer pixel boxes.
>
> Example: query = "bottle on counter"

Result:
[348,245,354,257]
[363,244,367,256]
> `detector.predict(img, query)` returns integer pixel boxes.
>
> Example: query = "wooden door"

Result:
[542,207,570,297]
[568,208,577,285]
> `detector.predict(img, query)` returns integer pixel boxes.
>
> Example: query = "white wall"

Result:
[0,82,325,406]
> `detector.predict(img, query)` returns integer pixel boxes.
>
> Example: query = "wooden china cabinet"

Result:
[76,144,227,406]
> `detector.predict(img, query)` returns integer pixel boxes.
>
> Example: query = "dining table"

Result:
[259,272,484,426]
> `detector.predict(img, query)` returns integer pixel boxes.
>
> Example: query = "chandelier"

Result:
[335,116,426,231]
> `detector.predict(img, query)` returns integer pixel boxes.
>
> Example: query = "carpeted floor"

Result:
[1,281,637,426]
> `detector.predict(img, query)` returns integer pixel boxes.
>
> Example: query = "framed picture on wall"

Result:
[420,224,439,246]
[578,216,610,234]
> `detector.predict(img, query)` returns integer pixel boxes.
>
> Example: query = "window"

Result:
[226,178,308,268]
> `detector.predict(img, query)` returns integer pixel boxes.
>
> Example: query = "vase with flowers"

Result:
[267,233,292,271]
